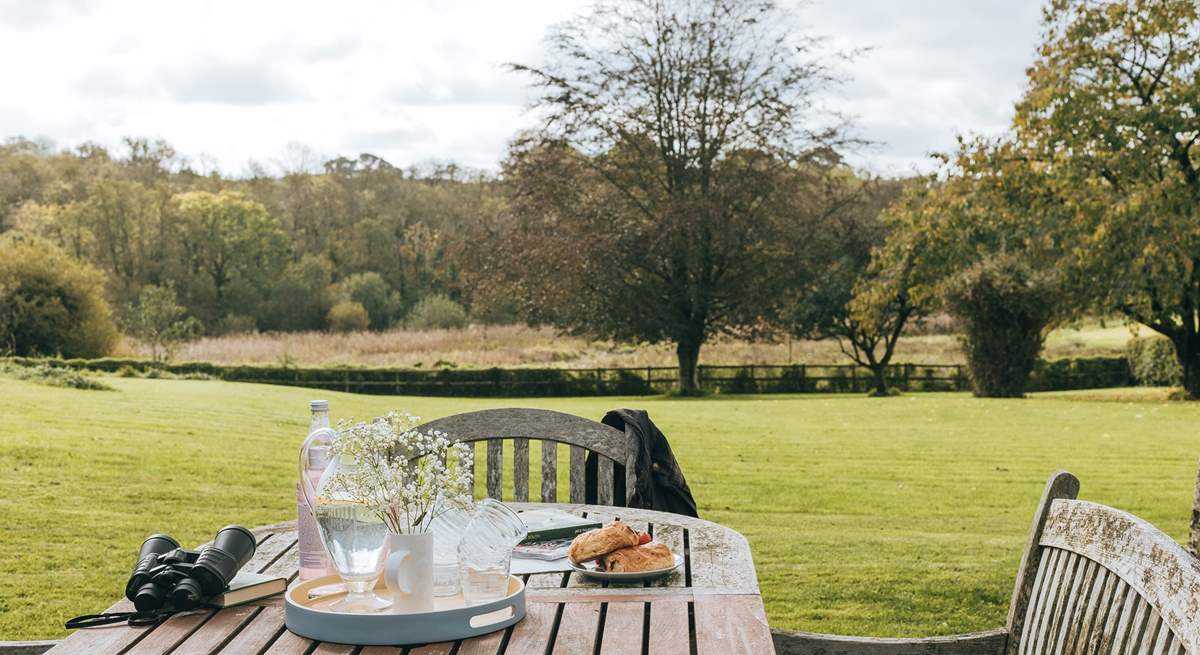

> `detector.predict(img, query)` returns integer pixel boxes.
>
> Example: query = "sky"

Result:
[0,0,1045,177]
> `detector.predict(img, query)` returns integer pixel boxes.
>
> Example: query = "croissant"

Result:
[599,543,674,572]
[568,520,640,564]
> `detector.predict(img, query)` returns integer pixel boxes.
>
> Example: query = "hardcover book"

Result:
[211,571,287,607]
[518,508,602,543]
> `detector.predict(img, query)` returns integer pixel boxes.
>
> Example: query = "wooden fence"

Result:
[4,355,1132,397]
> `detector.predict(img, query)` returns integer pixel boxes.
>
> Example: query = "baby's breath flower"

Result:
[324,411,475,532]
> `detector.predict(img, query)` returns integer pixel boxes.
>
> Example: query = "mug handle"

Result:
[385,549,413,594]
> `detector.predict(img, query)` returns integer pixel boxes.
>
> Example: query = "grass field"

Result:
[3,376,1198,641]
[118,320,1141,369]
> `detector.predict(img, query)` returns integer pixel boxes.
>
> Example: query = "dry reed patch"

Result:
[118,321,1135,368]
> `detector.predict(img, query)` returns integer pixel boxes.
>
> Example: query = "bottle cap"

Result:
[310,400,329,412]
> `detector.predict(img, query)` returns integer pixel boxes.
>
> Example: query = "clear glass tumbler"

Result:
[457,499,528,605]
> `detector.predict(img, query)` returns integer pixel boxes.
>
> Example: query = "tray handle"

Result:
[447,593,526,639]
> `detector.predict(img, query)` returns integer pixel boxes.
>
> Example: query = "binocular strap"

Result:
[65,608,174,629]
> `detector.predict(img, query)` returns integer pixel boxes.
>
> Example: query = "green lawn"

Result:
[2,377,1198,641]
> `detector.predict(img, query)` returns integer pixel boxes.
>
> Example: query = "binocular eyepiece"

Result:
[125,525,256,612]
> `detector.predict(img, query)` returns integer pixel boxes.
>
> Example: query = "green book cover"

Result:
[519,508,602,543]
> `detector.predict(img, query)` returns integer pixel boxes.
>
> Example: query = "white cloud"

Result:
[0,0,1044,176]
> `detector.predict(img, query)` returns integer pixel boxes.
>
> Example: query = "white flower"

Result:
[324,411,475,532]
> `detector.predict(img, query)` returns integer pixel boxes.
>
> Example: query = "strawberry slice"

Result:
[638,532,651,545]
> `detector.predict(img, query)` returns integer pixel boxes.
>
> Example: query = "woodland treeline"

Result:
[4,0,1200,400]
[0,139,511,333]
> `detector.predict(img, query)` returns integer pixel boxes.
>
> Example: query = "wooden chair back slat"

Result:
[417,408,631,506]
[1038,499,1200,653]
[486,440,503,500]
[1008,471,1082,655]
[597,457,614,505]
[541,443,558,502]
[513,438,530,502]
[1011,495,1200,655]
[569,445,587,504]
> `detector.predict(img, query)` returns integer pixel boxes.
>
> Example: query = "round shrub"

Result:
[0,235,117,357]
[327,301,370,333]
[943,255,1058,398]
[405,294,467,330]
[333,272,401,330]
[1126,335,1182,386]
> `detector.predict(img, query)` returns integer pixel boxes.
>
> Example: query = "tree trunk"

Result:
[868,365,889,397]
[676,340,703,396]
[1175,330,1200,398]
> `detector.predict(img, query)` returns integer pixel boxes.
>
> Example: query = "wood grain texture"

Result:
[541,440,558,503]
[598,456,615,506]
[504,601,559,655]
[487,439,502,500]
[264,625,313,653]
[170,603,258,655]
[599,602,645,655]
[1191,458,1200,556]
[648,599,690,655]
[688,525,760,593]
[770,629,1008,655]
[570,446,586,504]
[552,602,601,654]
[210,604,286,653]
[123,611,215,655]
[694,594,775,655]
[513,437,530,503]
[648,524,687,588]
[1017,546,1184,655]
[1038,499,1199,652]
[1005,470,1080,655]
[416,409,628,461]
[455,627,504,655]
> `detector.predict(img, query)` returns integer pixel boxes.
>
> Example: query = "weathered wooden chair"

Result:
[773,470,1200,655]
[416,408,634,505]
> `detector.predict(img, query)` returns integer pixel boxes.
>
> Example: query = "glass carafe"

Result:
[299,446,392,613]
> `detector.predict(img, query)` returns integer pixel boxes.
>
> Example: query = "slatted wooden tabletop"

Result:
[49,504,774,654]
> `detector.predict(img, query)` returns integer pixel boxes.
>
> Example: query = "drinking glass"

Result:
[456,499,527,605]
[429,505,473,597]
[313,499,392,612]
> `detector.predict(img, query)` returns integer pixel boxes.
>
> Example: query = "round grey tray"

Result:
[284,575,526,646]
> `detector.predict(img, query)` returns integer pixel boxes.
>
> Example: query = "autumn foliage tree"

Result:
[499,0,856,393]
[790,178,919,396]
[1013,0,1200,397]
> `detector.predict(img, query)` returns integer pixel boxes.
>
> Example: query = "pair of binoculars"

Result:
[124,525,256,612]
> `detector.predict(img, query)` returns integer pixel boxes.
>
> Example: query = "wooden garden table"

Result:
[48,504,774,654]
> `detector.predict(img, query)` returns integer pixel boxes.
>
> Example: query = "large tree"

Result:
[790,177,917,396]
[1015,0,1200,396]
[504,0,855,393]
[869,138,1071,396]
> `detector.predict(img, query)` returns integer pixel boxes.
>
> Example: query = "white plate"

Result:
[568,553,684,581]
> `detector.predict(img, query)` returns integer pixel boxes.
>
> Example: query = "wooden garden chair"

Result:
[774,470,1200,655]
[416,407,635,505]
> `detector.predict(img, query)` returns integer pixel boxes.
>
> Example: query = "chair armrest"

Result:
[771,627,1008,655]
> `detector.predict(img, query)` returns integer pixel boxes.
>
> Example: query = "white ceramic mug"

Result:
[384,529,434,613]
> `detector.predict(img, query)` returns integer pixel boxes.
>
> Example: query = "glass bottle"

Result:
[297,400,335,580]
